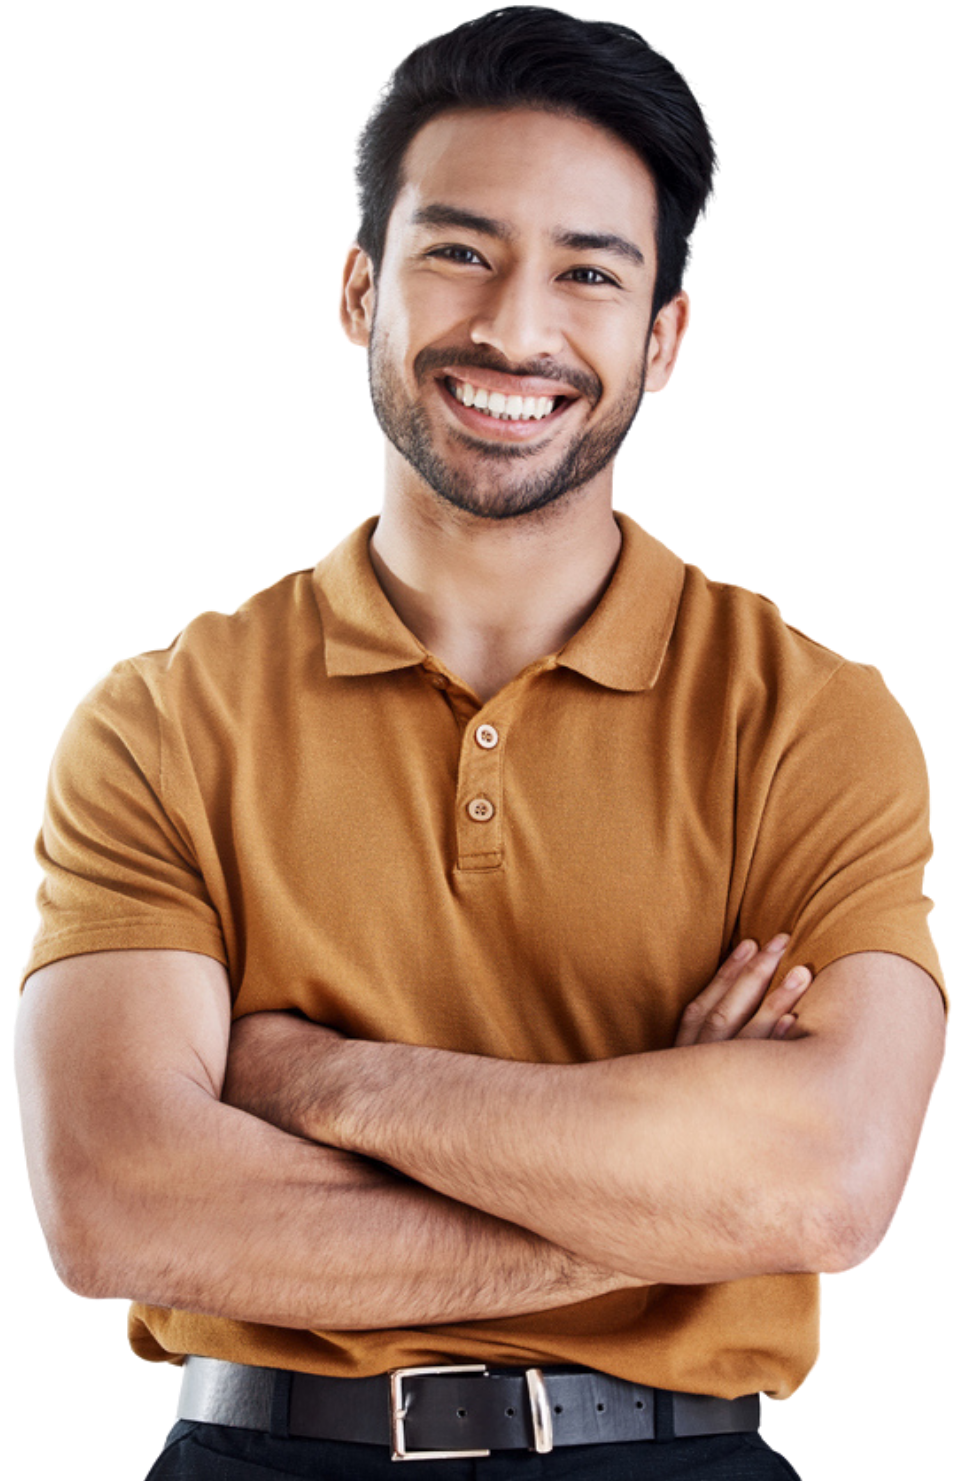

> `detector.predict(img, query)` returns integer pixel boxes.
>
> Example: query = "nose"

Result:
[468,268,566,363]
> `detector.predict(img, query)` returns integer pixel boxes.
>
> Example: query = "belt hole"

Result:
[506,1407,516,1417]
[635,1400,645,1409]
[457,1408,467,1419]
[596,1403,606,1412]
[553,1405,563,1414]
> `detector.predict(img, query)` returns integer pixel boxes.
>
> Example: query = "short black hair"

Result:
[355,6,716,315]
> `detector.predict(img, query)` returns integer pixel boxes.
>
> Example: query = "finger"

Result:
[674,938,758,1046]
[675,935,790,1047]
[692,935,791,1044]
[735,965,812,1040]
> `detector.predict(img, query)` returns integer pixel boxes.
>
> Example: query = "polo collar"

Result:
[312,512,685,693]
[556,514,686,692]
[312,518,426,677]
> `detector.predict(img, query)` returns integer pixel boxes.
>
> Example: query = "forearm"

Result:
[32,1084,642,1327]
[294,1038,831,1284]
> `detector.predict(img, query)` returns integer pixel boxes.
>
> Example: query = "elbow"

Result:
[29,1206,112,1300]
[805,1219,890,1278]
[790,1138,904,1275]
[829,1176,907,1275]
[33,1168,134,1300]
[23,1123,166,1301]
[48,1233,116,1301]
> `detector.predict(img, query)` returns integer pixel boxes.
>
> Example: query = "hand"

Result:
[674,936,811,1047]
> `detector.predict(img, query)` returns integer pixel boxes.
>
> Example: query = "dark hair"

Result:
[355,6,716,315]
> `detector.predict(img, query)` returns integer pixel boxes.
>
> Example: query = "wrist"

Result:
[318,1037,432,1159]
[302,1034,391,1150]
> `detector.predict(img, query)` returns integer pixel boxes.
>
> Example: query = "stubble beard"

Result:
[367,331,648,522]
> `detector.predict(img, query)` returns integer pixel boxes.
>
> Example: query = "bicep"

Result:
[18,947,232,1093]
[790,951,945,1241]
[16,950,232,1250]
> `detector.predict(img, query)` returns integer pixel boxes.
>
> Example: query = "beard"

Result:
[367,333,647,522]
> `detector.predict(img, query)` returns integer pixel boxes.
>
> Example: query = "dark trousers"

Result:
[146,1420,802,1479]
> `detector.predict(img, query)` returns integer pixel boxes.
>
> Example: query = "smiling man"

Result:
[355,100,686,701]
[16,9,945,1481]
[359,108,666,528]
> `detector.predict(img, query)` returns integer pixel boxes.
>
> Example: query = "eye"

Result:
[426,244,487,267]
[561,266,620,287]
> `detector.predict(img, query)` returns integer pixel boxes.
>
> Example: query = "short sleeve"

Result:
[736,661,945,1003]
[22,662,228,983]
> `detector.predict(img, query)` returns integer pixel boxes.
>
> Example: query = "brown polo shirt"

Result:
[25,513,943,1399]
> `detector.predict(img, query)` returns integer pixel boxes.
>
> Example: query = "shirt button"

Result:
[475,724,499,750]
[467,797,495,822]
[432,676,447,689]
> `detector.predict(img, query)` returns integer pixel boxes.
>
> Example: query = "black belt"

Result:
[178,1356,760,1460]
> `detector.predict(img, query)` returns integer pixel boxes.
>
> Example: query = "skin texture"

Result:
[16,941,809,1325]
[223,953,944,1285]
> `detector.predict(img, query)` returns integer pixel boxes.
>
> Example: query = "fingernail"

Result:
[774,1014,796,1038]
[733,939,756,963]
[783,967,809,991]
[765,934,791,954]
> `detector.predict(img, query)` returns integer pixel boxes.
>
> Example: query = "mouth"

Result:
[439,372,576,437]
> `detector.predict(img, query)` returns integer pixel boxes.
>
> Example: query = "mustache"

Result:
[413,346,602,404]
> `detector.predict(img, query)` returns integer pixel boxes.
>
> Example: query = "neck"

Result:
[369,471,623,702]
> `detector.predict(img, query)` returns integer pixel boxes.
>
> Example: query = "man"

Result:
[15,8,945,1480]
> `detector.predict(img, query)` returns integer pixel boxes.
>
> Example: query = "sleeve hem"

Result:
[800,936,947,1012]
[21,924,229,990]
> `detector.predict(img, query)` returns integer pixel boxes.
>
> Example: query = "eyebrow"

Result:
[411,204,646,268]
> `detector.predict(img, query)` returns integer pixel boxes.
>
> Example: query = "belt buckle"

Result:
[389,1364,491,1461]
[388,1364,555,1460]
[524,1368,554,1454]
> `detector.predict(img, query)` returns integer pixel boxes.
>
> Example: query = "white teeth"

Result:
[451,379,557,421]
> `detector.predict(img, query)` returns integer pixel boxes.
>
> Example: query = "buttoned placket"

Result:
[431,675,505,872]
[422,657,556,874]
[455,706,506,871]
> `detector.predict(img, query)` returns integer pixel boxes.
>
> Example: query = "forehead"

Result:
[389,106,658,251]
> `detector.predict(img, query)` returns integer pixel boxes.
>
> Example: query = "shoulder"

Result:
[677,565,846,688]
[672,563,909,733]
[49,569,323,806]
[653,561,932,807]
[76,568,321,729]
[139,567,319,697]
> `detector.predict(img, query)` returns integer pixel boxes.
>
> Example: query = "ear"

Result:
[341,245,376,346]
[644,291,690,393]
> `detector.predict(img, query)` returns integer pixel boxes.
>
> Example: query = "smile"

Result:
[446,377,561,422]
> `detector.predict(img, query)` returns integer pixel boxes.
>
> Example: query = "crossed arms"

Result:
[16,939,944,1331]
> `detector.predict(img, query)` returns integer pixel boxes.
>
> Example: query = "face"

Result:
[343,107,687,522]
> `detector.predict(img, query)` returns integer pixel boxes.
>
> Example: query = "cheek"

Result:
[564,301,650,370]
[370,300,434,383]
[402,270,492,345]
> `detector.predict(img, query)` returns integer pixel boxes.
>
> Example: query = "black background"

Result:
[15,5,947,1475]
